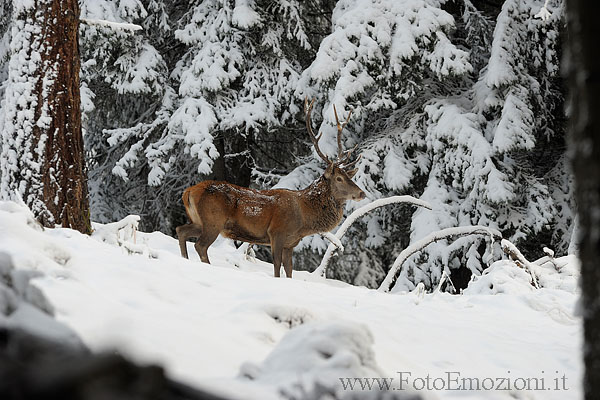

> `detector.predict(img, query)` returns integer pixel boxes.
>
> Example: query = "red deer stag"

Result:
[176,98,366,277]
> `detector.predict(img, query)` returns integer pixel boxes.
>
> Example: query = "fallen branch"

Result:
[500,239,540,289]
[378,226,502,292]
[91,215,140,246]
[313,196,432,277]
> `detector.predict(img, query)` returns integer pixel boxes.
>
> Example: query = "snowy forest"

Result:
[0,0,572,291]
[1,0,599,399]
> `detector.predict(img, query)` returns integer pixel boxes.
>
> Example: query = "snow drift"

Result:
[0,201,582,399]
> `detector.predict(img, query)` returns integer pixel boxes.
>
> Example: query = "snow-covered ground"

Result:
[0,202,581,399]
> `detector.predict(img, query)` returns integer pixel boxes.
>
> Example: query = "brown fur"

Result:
[176,165,365,277]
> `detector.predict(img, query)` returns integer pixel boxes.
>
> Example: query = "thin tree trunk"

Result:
[212,132,251,187]
[37,0,90,233]
[565,1,600,398]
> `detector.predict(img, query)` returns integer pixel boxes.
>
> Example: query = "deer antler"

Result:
[304,97,330,164]
[304,98,361,170]
[338,145,361,169]
[333,104,352,162]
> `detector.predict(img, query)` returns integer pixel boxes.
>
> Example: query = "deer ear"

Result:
[346,168,358,178]
[324,163,334,178]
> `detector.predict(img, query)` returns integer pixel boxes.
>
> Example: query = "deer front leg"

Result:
[283,248,293,278]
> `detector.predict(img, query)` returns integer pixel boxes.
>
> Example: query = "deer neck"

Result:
[300,177,345,234]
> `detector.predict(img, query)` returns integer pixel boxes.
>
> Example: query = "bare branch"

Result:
[313,196,432,277]
[378,226,503,293]
[500,239,540,289]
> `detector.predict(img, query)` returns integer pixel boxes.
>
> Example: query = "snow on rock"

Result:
[0,202,82,347]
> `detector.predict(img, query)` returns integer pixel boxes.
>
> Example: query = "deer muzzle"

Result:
[352,191,366,201]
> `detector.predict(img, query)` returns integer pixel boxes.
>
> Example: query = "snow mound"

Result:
[534,255,579,293]
[465,256,579,295]
[240,320,422,399]
[0,203,82,346]
[464,260,534,295]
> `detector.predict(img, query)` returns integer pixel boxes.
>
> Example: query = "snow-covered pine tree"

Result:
[0,2,12,154]
[80,0,172,230]
[0,0,91,233]
[282,0,570,291]
[279,0,473,284]
[83,0,329,234]
[395,0,569,292]
[0,0,11,89]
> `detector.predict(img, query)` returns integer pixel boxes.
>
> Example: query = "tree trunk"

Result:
[5,0,92,234]
[212,131,252,188]
[225,133,251,188]
[565,1,600,398]
[40,0,90,233]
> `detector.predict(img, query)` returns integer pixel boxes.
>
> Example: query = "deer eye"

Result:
[336,176,343,182]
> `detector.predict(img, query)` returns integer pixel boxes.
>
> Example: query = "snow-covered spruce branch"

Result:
[80,18,143,32]
[378,226,503,293]
[313,196,432,277]
[535,0,552,21]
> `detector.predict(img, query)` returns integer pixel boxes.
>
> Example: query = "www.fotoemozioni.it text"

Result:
[339,371,570,392]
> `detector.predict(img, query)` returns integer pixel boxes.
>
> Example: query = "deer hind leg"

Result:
[194,226,219,264]
[176,223,203,259]
[283,248,293,278]
[270,240,284,278]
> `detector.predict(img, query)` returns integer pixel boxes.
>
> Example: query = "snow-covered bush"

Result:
[463,260,536,295]
[464,254,579,296]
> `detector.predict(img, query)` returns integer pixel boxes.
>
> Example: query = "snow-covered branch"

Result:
[80,18,143,32]
[500,239,540,289]
[378,226,502,292]
[534,0,552,21]
[320,232,344,253]
[92,215,140,246]
[313,196,432,277]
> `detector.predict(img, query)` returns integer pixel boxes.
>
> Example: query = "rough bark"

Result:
[565,1,600,398]
[36,0,91,233]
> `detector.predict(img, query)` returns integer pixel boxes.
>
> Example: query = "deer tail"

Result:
[182,188,202,225]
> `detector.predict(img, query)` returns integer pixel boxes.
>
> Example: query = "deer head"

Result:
[304,97,365,202]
